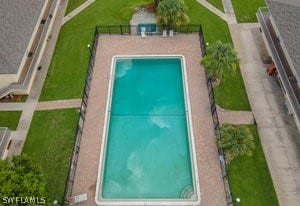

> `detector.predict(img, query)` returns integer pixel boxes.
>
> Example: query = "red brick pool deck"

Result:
[71,35,226,205]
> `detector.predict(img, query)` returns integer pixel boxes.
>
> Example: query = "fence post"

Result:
[120,25,123,35]
[108,25,111,35]
[95,26,99,35]
[199,24,203,35]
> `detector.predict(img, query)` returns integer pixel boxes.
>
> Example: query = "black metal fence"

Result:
[96,24,203,35]
[63,24,202,205]
[63,24,233,205]
[198,30,234,205]
[206,77,234,205]
[63,27,99,205]
[198,25,206,56]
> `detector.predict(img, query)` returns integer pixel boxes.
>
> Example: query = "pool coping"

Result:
[95,55,201,206]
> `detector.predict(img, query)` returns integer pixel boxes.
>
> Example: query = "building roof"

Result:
[266,0,300,78]
[0,0,45,74]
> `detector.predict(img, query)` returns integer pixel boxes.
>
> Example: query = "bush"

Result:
[0,155,46,205]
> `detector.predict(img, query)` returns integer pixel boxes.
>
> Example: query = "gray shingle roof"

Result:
[266,0,300,77]
[0,0,45,74]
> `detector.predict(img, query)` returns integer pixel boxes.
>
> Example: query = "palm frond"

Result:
[200,41,239,80]
[218,125,255,163]
[156,0,189,29]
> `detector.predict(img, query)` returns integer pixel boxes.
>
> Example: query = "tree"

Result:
[156,0,189,30]
[0,154,46,203]
[201,41,239,80]
[218,125,255,163]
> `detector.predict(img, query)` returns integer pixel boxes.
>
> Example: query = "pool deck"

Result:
[71,35,226,206]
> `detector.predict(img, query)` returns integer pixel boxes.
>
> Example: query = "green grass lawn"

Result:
[22,109,79,204]
[214,69,251,111]
[0,111,22,130]
[65,0,87,15]
[39,0,151,101]
[187,1,250,110]
[186,0,231,43]
[206,0,224,12]
[39,0,232,101]
[39,0,249,110]
[228,125,278,205]
[232,0,266,23]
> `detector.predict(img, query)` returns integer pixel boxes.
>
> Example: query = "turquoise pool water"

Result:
[101,57,194,199]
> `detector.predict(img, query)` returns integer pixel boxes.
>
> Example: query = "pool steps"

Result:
[180,185,194,199]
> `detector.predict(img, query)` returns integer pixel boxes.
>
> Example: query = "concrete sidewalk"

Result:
[217,105,254,125]
[196,0,227,22]
[3,0,93,158]
[62,0,95,25]
[222,0,237,24]
[196,0,237,24]
[0,103,28,111]
[35,99,81,110]
[229,23,300,206]
[6,0,69,158]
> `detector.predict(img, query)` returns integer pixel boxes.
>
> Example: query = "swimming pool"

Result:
[95,55,200,205]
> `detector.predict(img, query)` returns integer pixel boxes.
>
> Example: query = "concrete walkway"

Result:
[0,103,28,111]
[2,0,95,159]
[6,0,69,158]
[217,105,255,125]
[196,0,237,24]
[229,23,300,206]
[62,0,95,25]
[195,2,300,204]
[196,2,299,204]
[222,0,237,24]
[197,0,227,22]
[36,99,81,110]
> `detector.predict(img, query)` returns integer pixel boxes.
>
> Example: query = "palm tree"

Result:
[218,125,255,163]
[201,41,239,80]
[156,0,189,30]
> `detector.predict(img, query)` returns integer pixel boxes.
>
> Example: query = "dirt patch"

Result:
[130,7,157,25]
